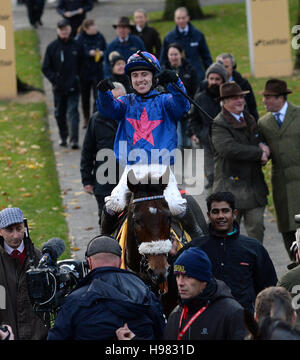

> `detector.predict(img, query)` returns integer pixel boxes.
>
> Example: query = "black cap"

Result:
[57,19,71,29]
[85,235,122,257]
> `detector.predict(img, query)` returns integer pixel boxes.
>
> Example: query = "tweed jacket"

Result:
[258,102,300,233]
[211,107,268,209]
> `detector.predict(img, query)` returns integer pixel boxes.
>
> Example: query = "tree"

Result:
[294,0,300,70]
[162,0,204,21]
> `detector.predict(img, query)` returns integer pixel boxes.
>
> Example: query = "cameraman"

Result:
[48,235,166,340]
[278,227,300,331]
[0,208,48,340]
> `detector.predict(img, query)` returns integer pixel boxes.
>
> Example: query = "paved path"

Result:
[12,0,290,278]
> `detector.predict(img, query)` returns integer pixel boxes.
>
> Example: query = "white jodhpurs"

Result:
[104,164,187,216]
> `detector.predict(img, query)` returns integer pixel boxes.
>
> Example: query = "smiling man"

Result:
[211,82,270,243]
[97,51,203,239]
[175,191,278,313]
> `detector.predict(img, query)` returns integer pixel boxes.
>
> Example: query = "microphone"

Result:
[38,238,65,268]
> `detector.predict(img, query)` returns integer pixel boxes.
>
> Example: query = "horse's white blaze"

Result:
[138,239,172,255]
[148,207,157,215]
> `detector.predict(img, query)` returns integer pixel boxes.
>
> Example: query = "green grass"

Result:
[0,29,69,256]
[148,0,300,214]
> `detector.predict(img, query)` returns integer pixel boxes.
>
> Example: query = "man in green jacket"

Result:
[211,82,269,243]
[258,79,300,256]
[0,208,48,340]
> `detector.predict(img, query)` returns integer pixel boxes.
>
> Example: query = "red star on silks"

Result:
[127,107,163,146]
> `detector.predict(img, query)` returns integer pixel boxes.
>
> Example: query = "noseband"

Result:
[131,194,172,255]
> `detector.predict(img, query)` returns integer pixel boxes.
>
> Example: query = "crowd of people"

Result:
[2,2,300,341]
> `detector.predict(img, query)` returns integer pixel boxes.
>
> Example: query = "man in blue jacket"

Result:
[104,17,146,78]
[48,235,166,340]
[97,51,204,239]
[160,7,212,84]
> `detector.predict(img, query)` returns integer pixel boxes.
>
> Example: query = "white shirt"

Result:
[272,101,288,125]
[118,36,129,43]
[178,25,189,34]
[4,240,25,255]
[230,112,244,122]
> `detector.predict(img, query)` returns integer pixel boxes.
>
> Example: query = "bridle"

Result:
[132,195,165,204]
[130,194,172,288]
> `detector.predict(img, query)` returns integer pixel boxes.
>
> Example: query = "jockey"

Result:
[96,51,203,238]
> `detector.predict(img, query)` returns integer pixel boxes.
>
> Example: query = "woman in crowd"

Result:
[76,19,106,128]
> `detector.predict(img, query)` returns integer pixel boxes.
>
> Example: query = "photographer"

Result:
[0,208,48,340]
[48,235,166,340]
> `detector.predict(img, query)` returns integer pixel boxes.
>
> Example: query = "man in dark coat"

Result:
[176,191,278,314]
[0,208,48,340]
[165,247,246,340]
[160,7,212,84]
[42,20,84,149]
[48,235,166,340]
[56,0,93,38]
[258,79,300,255]
[80,82,126,227]
[25,0,45,28]
[211,82,269,242]
[103,17,146,78]
[132,9,161,58]
[188,62,227,194]
[216,53,259,121]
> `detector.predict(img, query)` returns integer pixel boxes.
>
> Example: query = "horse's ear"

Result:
[159,166,170,190]
[127,169,138,193]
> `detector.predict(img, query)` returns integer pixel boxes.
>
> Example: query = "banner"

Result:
[246,0,293,78]
[0,0,17,99]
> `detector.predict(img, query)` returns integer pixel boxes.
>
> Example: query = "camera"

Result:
[26,237,89,315]
[26,259,88,313]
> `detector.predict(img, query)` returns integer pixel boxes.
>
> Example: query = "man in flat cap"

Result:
[0,208,48,339]
[258,79,300,257]
[211,82,269,243]
[104,16,146,77]
[48,235,166,340]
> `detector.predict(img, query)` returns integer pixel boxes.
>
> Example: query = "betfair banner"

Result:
[0,0,17,98]
[246,0,293,78]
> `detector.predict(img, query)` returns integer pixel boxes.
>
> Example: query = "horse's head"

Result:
[127,167,172,283]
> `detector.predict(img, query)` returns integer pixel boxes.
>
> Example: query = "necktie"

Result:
[239,116,245,123]
[11,249,20,258]
[274,113,281,128]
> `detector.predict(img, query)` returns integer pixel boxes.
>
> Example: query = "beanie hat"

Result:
[174,247,212,283]
[205,62,227,82]
[109,51,126,68]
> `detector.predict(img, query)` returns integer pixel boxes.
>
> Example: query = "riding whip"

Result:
[136,50,214,121]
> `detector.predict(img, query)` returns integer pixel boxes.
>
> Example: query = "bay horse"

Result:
[105,166,207,316]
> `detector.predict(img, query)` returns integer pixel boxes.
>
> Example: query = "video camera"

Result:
[289,214,300,263]
[26,237,89,314]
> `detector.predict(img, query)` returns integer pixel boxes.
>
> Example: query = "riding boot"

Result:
[100,206,119,235]
[175,205,204,240]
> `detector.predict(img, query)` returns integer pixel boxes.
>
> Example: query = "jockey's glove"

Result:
[97,79,115,92]
[156,69,178,86]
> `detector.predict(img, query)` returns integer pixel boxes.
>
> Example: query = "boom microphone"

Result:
[38,238,65,268]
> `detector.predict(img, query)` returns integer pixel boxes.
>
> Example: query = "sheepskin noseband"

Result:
[138,239,172,255]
